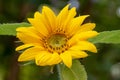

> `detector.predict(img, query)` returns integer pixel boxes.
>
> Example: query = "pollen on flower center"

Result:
[48,34,66,47]
[44,34,68,53]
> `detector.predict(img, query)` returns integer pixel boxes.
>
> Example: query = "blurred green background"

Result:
[0,0,120,80]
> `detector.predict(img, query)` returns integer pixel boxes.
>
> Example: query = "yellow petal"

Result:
[42,6,56,31]
[34,12,50,31]
[57,4,69,29]
[77,15,90,25]
[63,7,76,30]
[16,27,40,39]
[70,41,97,53]
[34,12,52,32]
[77,31,99,40]
[67,50,88,58]
[77,23,96,33]
[28,11,48,36]
[18,47,43,61]
[16,43,44,51]
[67,15,89,35]
[34,11,41,19]
[60,51,72,68]
[46,52,61,65]
[16,27,43,47]
[68,31,99,45]
[16,44,33,51]
[28,13,49,36]
[16,32,41,44]
[35,51,53,66]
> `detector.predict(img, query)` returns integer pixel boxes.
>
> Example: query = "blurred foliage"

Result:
[0,0,120,80]
[0,23,30,36]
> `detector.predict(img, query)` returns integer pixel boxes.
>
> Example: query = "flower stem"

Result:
[57,64,63,80]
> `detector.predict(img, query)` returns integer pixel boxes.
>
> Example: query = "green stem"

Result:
[57,64,63,80]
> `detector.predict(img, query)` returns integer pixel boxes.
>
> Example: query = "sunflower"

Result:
[16,4,99,68]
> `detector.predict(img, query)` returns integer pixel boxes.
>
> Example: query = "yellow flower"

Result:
[16,4,99,68]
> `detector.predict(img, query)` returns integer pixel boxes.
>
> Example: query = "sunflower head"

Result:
[16,4,99,68]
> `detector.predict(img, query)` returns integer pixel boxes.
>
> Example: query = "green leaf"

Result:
[58,60,87,80]
[0,23,31,36]
[89,30,120,44]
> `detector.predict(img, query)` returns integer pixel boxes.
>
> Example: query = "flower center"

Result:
[44,34,68,53]
[47,34,67,48]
